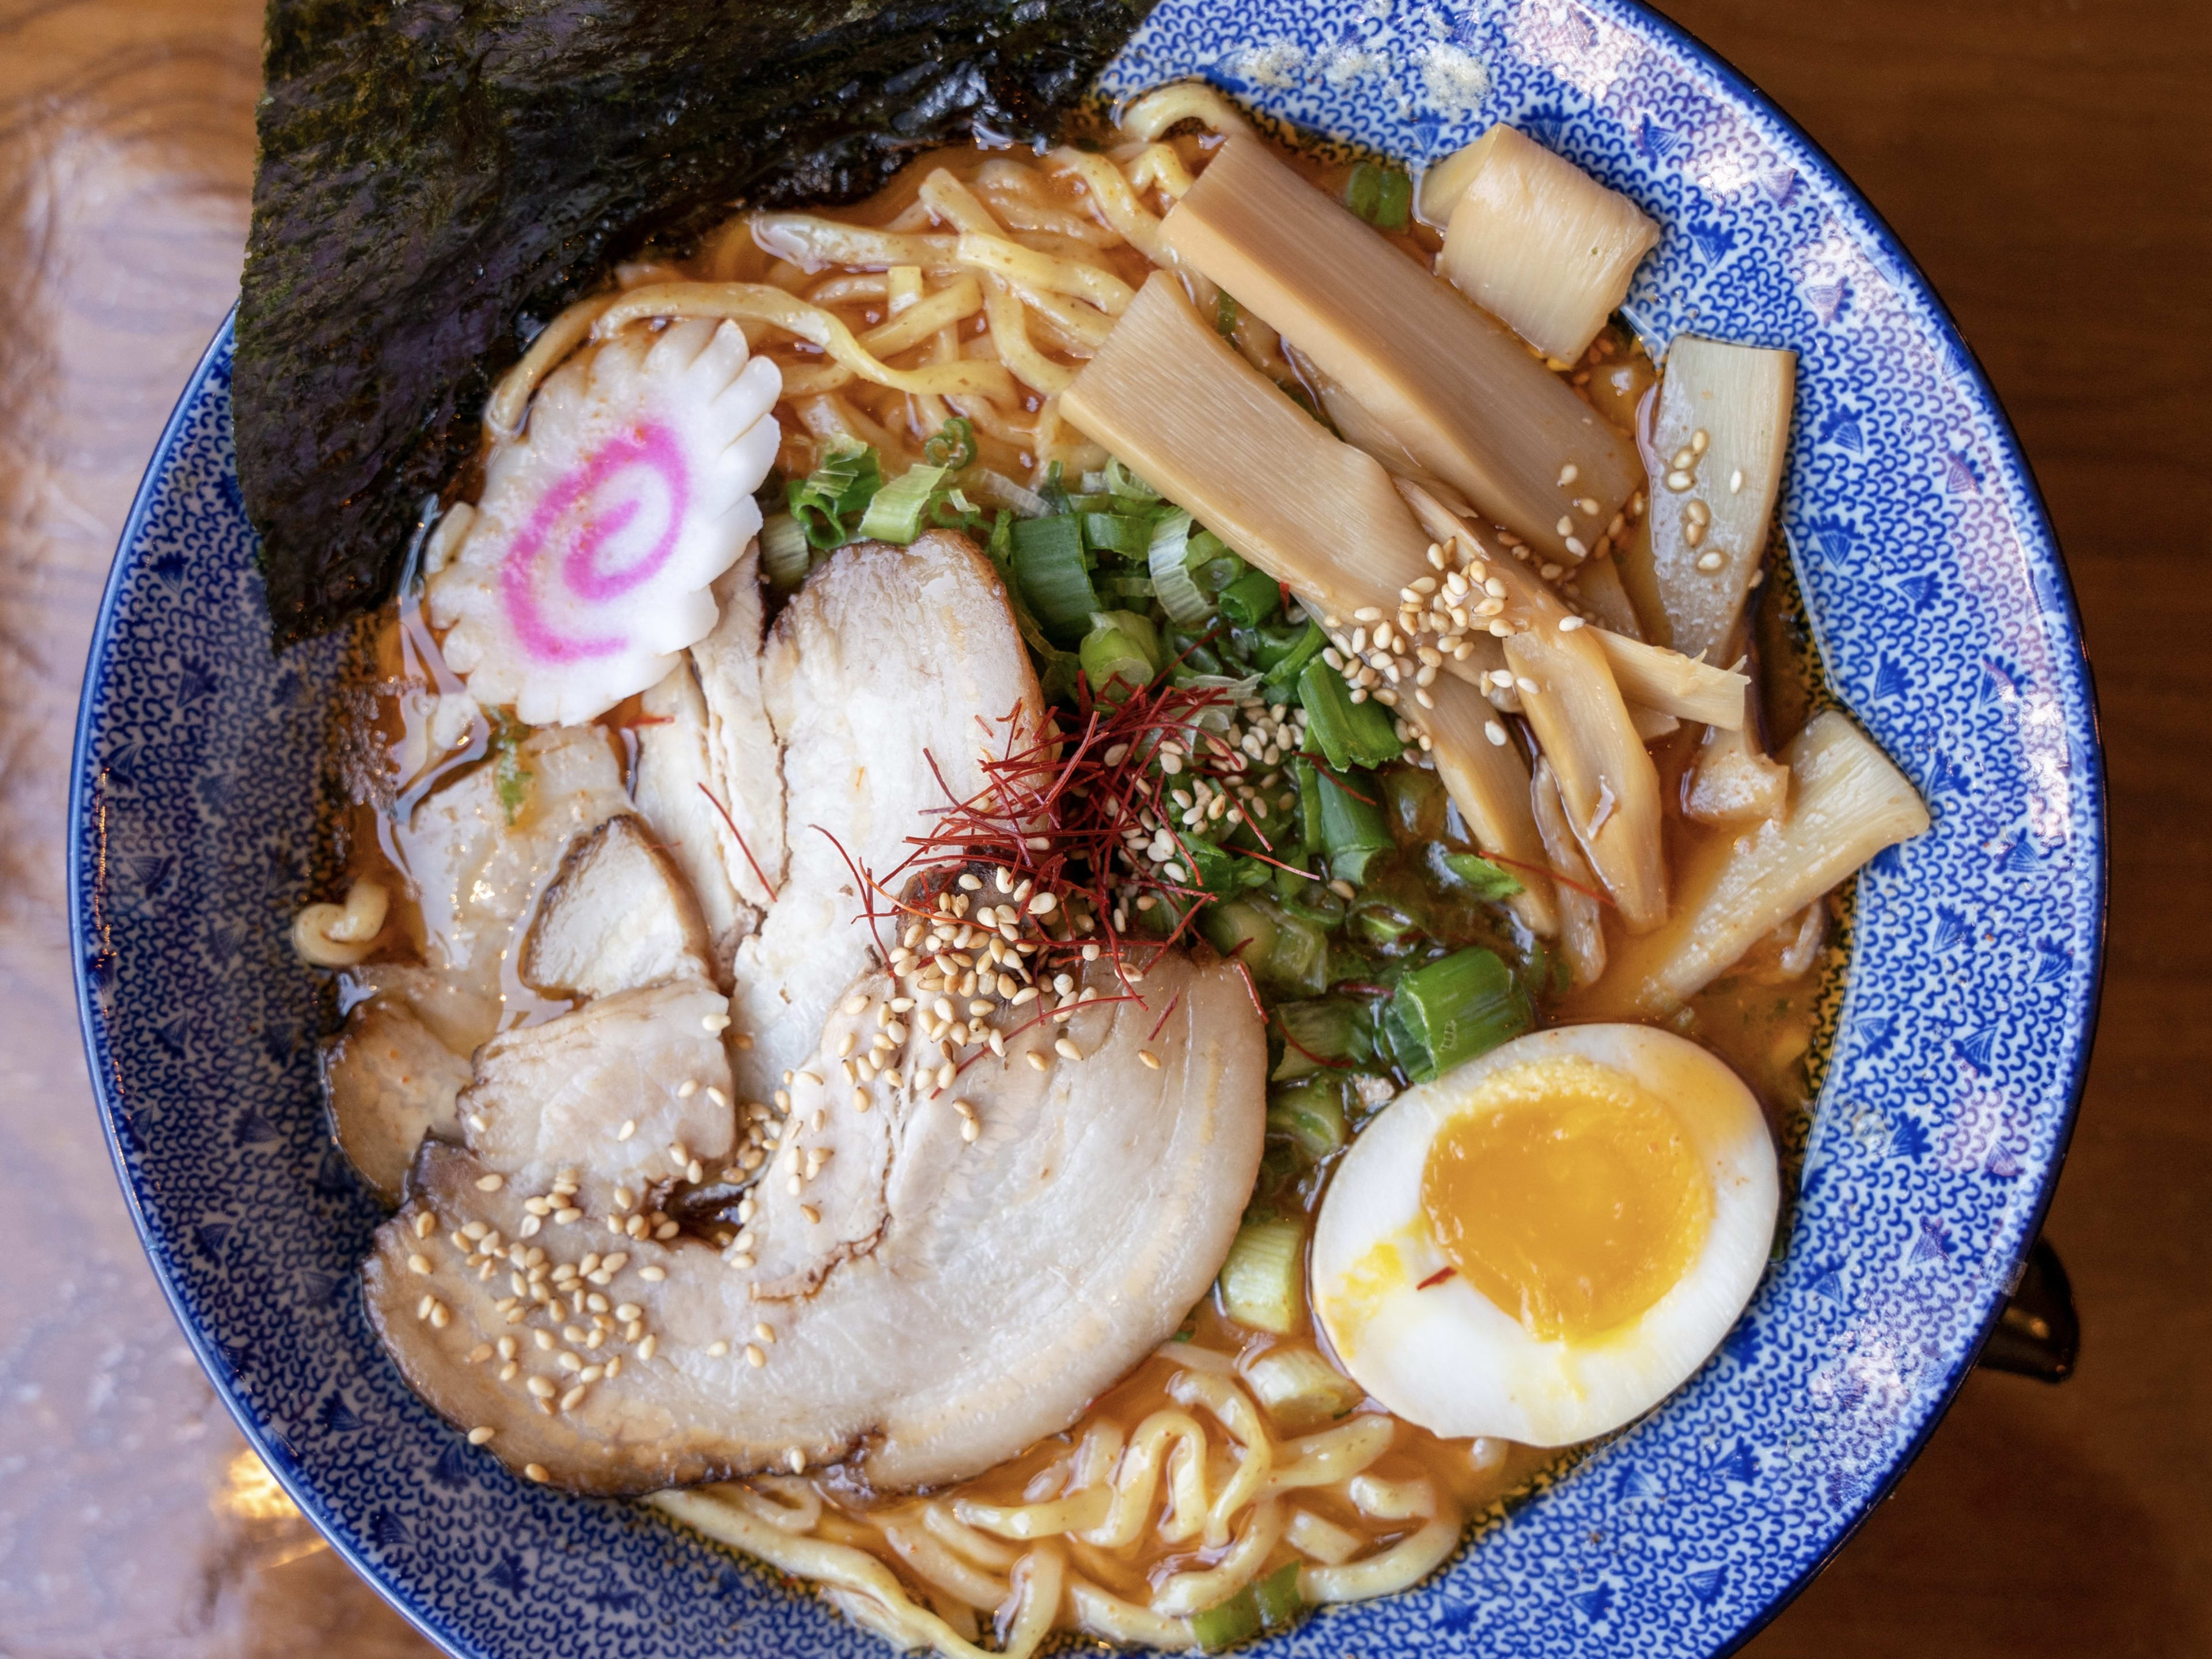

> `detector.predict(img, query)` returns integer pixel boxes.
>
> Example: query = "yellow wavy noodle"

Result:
[1119,81,1252,142]
[1048,146,1172,260]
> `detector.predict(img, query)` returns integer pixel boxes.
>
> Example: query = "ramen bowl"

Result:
[70,1,2102,1653]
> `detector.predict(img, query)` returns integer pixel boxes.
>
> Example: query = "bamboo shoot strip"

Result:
[1159,135,1641,563]
[1396,481,1668,930]
[1418,676,1559,938]
[1529,758,1606,988]
[1644,334,1797,662]
[1060,271,1439,628]
[1582,710,1931,1017]
[1431,126,1660,366]
[1592,631,1749,729]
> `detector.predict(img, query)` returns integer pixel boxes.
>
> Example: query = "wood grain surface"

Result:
[0,0,2202,1653]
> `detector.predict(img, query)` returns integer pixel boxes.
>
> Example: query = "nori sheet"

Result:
[236,0,1155,648]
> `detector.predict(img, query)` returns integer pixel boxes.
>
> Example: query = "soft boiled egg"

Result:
[1310,1023,1777,1446]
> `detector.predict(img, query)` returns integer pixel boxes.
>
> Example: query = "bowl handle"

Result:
[1975,1233,2078,1382]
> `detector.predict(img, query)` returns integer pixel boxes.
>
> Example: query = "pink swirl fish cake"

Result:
[427,319,780,726]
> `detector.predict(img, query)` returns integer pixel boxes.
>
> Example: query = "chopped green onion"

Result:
[1191,1586,1262,1653]
[488,710,532,824]
[1254,620,1322,675]
[1104,456,1161,501]
[1442,851,1527,900]
[1009,516,1100,641]
[786,441,881,549]
[1182,836,1267,897]
[1148,510,1213,628]
[759,512,813,590]
[1267,1073,1349,1154]
[1351,899,1422,950]
[1297,661,1404,771]
[1242,1349,1362,1433]
[1383,947,1532,1083]
[1218,567,1283,628]
[1311,765,1393,884]
[1081,510,1155,558]
[1202,897,1328,995]
[1080,609,1161,697]
[1254,1560,1305,1630]
[1345,161,1412,232]
[1218,1217,1304,1334]
[922,415,976,469]
[1215,290,1241,339]
[1097,573,1158,603]
[974,468,1050,519]
[1271,1002,1372,1082]
[854,462,950,544]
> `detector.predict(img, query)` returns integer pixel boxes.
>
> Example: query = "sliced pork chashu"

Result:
[321,998,473,1204]
[729,532,1041,1102]
[523,814,714,999]
[634,554,784,979]
[321,728,628,1202]
[363,952,1265,1495]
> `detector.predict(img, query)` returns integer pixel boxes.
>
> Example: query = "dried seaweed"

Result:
[236,0,1153,647]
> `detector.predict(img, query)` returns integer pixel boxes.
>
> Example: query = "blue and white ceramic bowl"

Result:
[71,1,2103,1653]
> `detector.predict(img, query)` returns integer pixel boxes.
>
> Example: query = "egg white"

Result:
[1310,1024,1777,1446]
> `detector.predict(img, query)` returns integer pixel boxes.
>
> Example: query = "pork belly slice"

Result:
[454,979,737,1203]
[634,553,785,980]
[321,998,473,1205]
[523,814,715,999]
[726,531,1041,1103]
[363,952,1265,1496]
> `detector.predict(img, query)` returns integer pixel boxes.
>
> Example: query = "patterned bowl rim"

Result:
[69,6,2104,1653]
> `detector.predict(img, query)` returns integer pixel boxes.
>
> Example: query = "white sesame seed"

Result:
[639,1335,658,1359]
[526,1376,555,1399]
[1697,550,1725,571]
[1556,463,1578,486]
[1026,1050,1048,1072]
[468,1426,495,1445]
[558,1385,586,1411]
[1484,719,1509,747]
[800,1205,821,1225]
[707,1340,730,1357]
[524,1463,550,1482]
[1691,427,1709,454]
[413,1212,436,1239]
[1729,468,1745,494]
[640,1266,666,1282]
[702,1013,731,1033]
[408,1253,432,1275]
[1558,616,1586,632]
[1665,469,1693,491]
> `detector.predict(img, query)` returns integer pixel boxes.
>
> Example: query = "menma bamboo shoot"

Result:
[1160,134,1641,564]
[1645,335,1796,663]
[1582,710,1931,1017]
[1530,757,1607,988]
[1399,482,1669,931]
[1419,676,1560,938]
[1431,125,1660,366]
[1060,271,1438,624]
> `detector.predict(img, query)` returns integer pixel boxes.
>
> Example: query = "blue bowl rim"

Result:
[67,5,2107,1651]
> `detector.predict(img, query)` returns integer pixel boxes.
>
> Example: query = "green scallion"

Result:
[1148,510,1213,628]
[1009,516,1100,641]
[922,415,976,469]
[1442,851,1527,900]
[1267,1074,1349,1157]
[1254,1560,1305,1630]
[1297,661,1404,771]
[759,512,813,590]
[1218,1217,1304,1335]
[1382,947,1532,1082]
[854,462,950,544]
[1081,510,1155,558]
[1217,567,1283,628]
[786,442,881,549]
[1310,765,1393,884]
[1191,1586,1262,1654]
[1345,161,1412,232]
[1215,290,1241,339]
[1104,456,1160,501]
[1271,1002,1372,1083]
[1079,608,1162,697]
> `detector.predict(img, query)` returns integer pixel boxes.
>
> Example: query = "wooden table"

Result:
[0,0,2202,1652]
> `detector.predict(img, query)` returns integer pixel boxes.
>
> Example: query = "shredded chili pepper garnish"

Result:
[1416,1266,1457,1290]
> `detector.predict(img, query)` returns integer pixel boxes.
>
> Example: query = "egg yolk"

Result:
[1419,1057,1713,1343]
